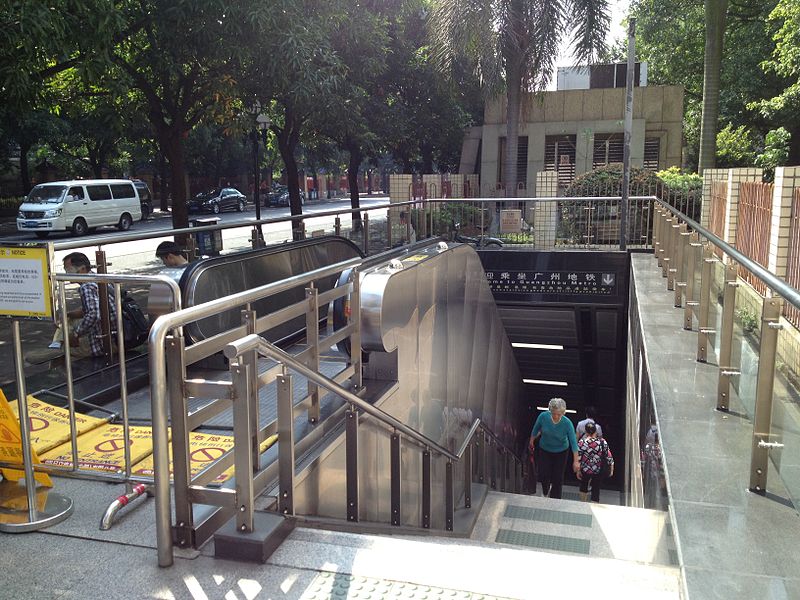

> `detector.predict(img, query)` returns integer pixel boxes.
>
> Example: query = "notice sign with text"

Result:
[499,209,522,233]
[0,244,54,320]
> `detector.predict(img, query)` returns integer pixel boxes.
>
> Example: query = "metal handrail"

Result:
[656,198,800,312]
[454,418,521,463]
[223,333,459,461]
[148,256,361,567]
[44,195,657,251]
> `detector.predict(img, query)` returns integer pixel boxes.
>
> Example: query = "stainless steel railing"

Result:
[651,198,800,500]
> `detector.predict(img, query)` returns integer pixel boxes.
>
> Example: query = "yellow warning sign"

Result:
[40,424,159,473]
[0,390,52,486]
[403,254,428,262]
[132,433,278,484]
[9,396,107,454]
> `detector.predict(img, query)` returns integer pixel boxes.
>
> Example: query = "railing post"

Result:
[445,460,454,532]
[167,333,194,549]
[386,210,392,249]
[674,224,689,307]
[684,233,701,330]
[362,212,369,256]
[185,235,198,262]
[241,309,260,466]
[232,360,255,533]
[653,208,663,267]
[334,216,341,237]
[277,373,295,515]
[661,217,673,278]
[476,431,485,483]
[305,286,320,423]
[749,297,783,494]
[95,249,113,360]
[350,268,363,389]
[463,440,472,509]
[716,262,739,411]
[390,432,401,526]
[346,407,359,522]
[697,245,715,362]
[667,220,679,291]
[489,438,497,490]
[421,449,431,529]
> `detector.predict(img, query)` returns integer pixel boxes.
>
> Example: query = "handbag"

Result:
[599,439,612,477]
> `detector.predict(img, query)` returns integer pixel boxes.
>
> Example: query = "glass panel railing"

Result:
[769,321,800,510]
[706,257,726,362]
[730,285,761,418]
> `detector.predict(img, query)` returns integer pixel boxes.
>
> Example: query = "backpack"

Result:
[120,292,150,349]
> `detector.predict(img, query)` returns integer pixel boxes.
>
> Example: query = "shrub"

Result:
[0,197,24,216]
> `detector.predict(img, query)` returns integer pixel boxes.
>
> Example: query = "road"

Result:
[1,196,389,274]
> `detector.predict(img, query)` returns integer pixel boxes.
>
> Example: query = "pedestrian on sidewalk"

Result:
[528,397,579,499]
[577,422,614,503]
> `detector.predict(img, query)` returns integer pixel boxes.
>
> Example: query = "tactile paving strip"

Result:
[300,572,516,600]
[495,528,591,555]
[503,505,593,527]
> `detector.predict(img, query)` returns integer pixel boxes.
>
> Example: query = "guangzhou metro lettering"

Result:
[485,270,616,295]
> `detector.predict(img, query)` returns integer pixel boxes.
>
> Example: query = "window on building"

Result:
[644,137,661,170]
[544,135,577,188]
[592,133,624,169]
[497,136,529,188]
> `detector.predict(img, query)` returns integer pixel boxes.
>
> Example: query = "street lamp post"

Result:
[250,103,270,247]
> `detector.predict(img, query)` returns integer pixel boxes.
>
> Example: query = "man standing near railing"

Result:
[63,252,117,358]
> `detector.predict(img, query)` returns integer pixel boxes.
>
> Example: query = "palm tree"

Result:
[697,0,729,174]
[430,0,610,193]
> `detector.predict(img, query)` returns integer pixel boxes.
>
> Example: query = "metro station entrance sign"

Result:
[0,243,55,320]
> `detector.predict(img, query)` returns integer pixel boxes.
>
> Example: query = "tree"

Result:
[697,0,729,173]
[245,0,345,237]
[108,0,261,231]
[430,0,610,192]
[752,0,800,163]
[631,0,783,171]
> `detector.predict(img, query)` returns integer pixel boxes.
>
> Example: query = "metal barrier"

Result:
[651,200,800,499]
[0,273,180,531]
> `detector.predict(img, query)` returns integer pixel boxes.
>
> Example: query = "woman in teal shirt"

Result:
[528,397,579,499]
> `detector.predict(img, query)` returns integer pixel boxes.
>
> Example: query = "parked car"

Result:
[187,188,247,214]
[131,179,152,220]
[266,185,306,207]
[17,179,141,238]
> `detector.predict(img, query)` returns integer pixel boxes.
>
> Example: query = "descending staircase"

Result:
[257,490,681,600]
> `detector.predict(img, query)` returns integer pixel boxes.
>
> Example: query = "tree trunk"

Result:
[158,150,168,211]
[789,125,800,166]
[161,130,189,231]
[275,107,304,240]
[19,142,31,193]
[421,144,434,175]
[347,140,363,232]
[503,59,522,196]
[698,0,728,174]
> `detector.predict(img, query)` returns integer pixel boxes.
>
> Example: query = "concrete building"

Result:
[459,63,683,194]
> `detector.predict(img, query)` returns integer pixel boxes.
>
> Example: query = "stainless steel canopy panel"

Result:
[293,242,524,528]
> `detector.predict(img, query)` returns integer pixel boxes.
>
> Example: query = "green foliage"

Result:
[736,307,759,334]
[656,167,702,192]
[755,127,791,174]
[715,124,757,168]
[630,0,784,170]
[498,232,534,245]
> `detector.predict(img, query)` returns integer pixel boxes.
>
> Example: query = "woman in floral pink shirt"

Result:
[577,422,614,502]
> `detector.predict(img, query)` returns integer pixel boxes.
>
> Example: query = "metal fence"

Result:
[785,188,800,329]
[709,181,728,257]
[737,182,774,296]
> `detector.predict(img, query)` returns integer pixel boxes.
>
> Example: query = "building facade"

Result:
[459,65,683,195]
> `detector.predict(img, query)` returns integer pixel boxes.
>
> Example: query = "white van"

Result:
[17,179,143,238]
